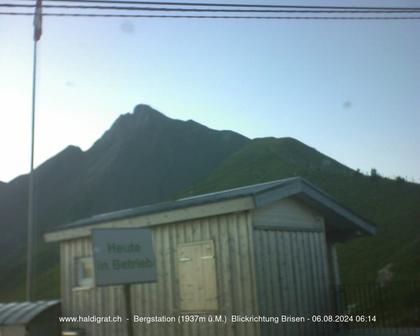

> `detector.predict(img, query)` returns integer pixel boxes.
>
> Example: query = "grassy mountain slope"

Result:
[0,145,83,300]
[0,104,249,301]
[1,111,418,302]
[72,104,249,216]
[181,137,420,283]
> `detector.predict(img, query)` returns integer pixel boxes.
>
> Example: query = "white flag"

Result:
[34,0,42,41]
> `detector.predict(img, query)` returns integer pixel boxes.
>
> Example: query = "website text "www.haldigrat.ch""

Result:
[58,314,316,325]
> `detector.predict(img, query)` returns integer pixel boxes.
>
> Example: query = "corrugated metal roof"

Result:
[0,300,59,325]
[48,177,298,232]
[46,177,376,236]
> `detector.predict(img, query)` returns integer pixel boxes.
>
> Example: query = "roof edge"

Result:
[45,196,255,242]
[45,177,376,242]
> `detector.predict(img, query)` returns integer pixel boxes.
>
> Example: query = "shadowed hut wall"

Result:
[0,326,26,336]
[59,211,260,336]
[252,198,333,336]
[60,238,127,336]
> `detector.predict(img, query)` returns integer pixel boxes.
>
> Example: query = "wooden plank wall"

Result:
[252,198,324,231]
[60,211,260,336]
[253,229,333,336]
[60,238,127,336]
[252,198,335,336]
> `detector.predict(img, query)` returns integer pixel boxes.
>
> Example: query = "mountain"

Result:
[0,105,418,301]
[0,104,249,300]
[180,137,420,283]
[76,104,249,215]
[0,144,86,299]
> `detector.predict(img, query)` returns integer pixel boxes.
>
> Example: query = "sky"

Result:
[0,0,419,183]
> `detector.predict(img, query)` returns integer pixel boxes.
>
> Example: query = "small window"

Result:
[76,257,94,288]
[177,240,218,312]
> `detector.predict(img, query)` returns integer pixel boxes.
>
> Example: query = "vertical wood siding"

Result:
[252,197,334,336]
[253,230,333,336]
[60,238,127,336]
[60,211,260,336]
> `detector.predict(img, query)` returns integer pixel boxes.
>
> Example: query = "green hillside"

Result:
[180,137,420,284]
[1,110,418,302]
[0,105,249,301]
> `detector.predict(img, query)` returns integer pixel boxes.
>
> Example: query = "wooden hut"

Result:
[45,177,375,336]
[0,300,61,336]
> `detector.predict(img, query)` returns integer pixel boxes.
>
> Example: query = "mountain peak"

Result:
[64,145,83,153]
[36,145,84,176]
[133,103,156,113]
[107,104,168,134]
[132,104,166,121]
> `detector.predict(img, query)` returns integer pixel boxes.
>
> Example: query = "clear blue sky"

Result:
[0,0,419,183]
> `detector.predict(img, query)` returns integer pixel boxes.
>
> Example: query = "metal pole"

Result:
[124,284,134,336]
[26,39,38,302]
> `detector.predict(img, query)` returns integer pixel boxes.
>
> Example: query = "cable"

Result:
[4,0,420,20]
[2,11,420,19]
[2,3,420,13]
[7,0,420,11]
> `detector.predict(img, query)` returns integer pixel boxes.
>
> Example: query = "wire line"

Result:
[2,3,420,13]
[7,0,420,11]
[2,11,420,19]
